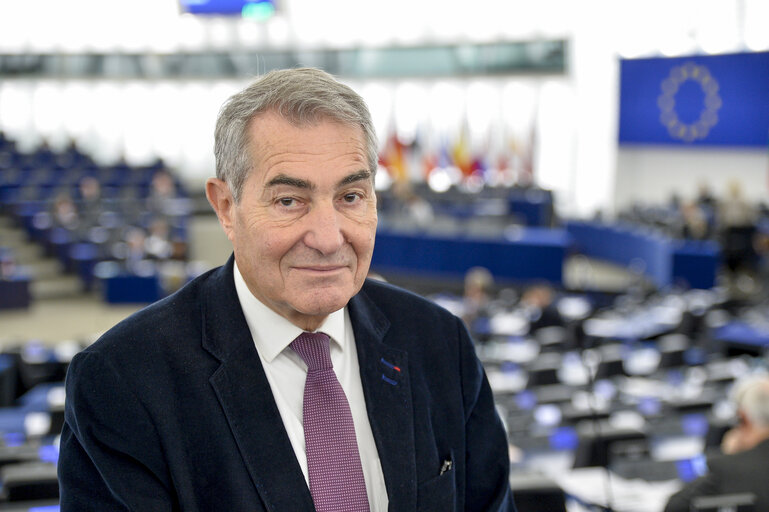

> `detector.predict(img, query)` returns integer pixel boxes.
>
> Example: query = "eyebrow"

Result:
[338,170,372,187]
[265,170,372,190]
[265,175,313,190]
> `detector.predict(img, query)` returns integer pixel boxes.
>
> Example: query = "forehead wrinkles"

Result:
[251,134,368,176]
[249,112,366,155]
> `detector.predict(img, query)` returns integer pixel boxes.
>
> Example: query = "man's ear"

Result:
[206,177,236,241]
[738,410,751,428]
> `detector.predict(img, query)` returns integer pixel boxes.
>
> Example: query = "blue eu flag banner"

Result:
[619,52,769,147]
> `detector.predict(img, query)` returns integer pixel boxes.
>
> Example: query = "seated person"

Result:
[462,266,495,329]
[0,248,17,280]
[520,283,564,332]
[51,192,81,232]
[146,168,187,220]
[76,175,103,229]
[664,375,769,512]
[717,180,758,281]
[144,217,173,260]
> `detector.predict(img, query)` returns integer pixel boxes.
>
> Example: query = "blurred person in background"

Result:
[144,217,173,261]
[118,226,149,275]
[695,182,717,213]
[664,375,769,512]
[393,181,435,229]
[753,229,769,299]
[519,283,564,332]
[462,266,495,331]
[146,168,180,219]
[49,192,80,232]
[58,68,514,512]
[75,175,103,230]
[0,248,17,280]
[718,180,759,291]
[718,180,756,231]
[678,200,709,240]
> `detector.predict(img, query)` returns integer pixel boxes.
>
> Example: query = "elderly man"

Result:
[58,68,515,512]
[664,375,769,511]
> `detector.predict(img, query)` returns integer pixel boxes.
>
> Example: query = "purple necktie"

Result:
[290,332,370,512]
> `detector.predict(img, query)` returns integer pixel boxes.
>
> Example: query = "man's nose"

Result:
[303,201,345,255]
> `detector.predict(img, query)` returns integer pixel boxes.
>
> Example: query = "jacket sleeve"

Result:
[58,350,176,511]
[663,469,719,512]
[457,317,516,512]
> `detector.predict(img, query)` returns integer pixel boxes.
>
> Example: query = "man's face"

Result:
[212,112,377,330]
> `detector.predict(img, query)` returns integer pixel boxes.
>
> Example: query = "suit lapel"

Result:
[349,287,417,512]
[199,261,419,511]
[201,258,314,511]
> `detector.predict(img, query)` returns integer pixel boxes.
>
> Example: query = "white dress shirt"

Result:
[233,262,388,511]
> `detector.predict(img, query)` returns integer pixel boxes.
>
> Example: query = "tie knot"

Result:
[290,332,333,371]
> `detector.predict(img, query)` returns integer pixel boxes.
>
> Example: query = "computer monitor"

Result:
[0,501,59,512]
[178,0,277,18]
[692,493,755,512]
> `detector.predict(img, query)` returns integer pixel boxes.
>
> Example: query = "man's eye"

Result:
[343,193,360,203]
[278,198,295,207]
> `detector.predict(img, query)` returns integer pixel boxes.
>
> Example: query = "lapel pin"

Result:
[380,358,401,372]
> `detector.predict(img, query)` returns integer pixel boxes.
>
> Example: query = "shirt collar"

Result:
[233,260,347,363]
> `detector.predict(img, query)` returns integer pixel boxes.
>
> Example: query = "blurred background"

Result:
[0,1,768,510]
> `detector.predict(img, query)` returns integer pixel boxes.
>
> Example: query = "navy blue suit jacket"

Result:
[58,257,515,511]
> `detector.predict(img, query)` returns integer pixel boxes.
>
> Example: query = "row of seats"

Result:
[377,181,555,231]
[0,283,765,510]
[428,278,769,510]
[0,341,81,508]
[0,248,30,310]
[0,133,195,299]
[0,135,169,206]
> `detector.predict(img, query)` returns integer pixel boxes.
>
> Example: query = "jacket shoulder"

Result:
[360,278,457,322]
[82,265,221,359]
[709,440,769,474]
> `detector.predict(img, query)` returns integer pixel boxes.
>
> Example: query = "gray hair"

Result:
[214,67,378,202]
[733,375,769,427]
